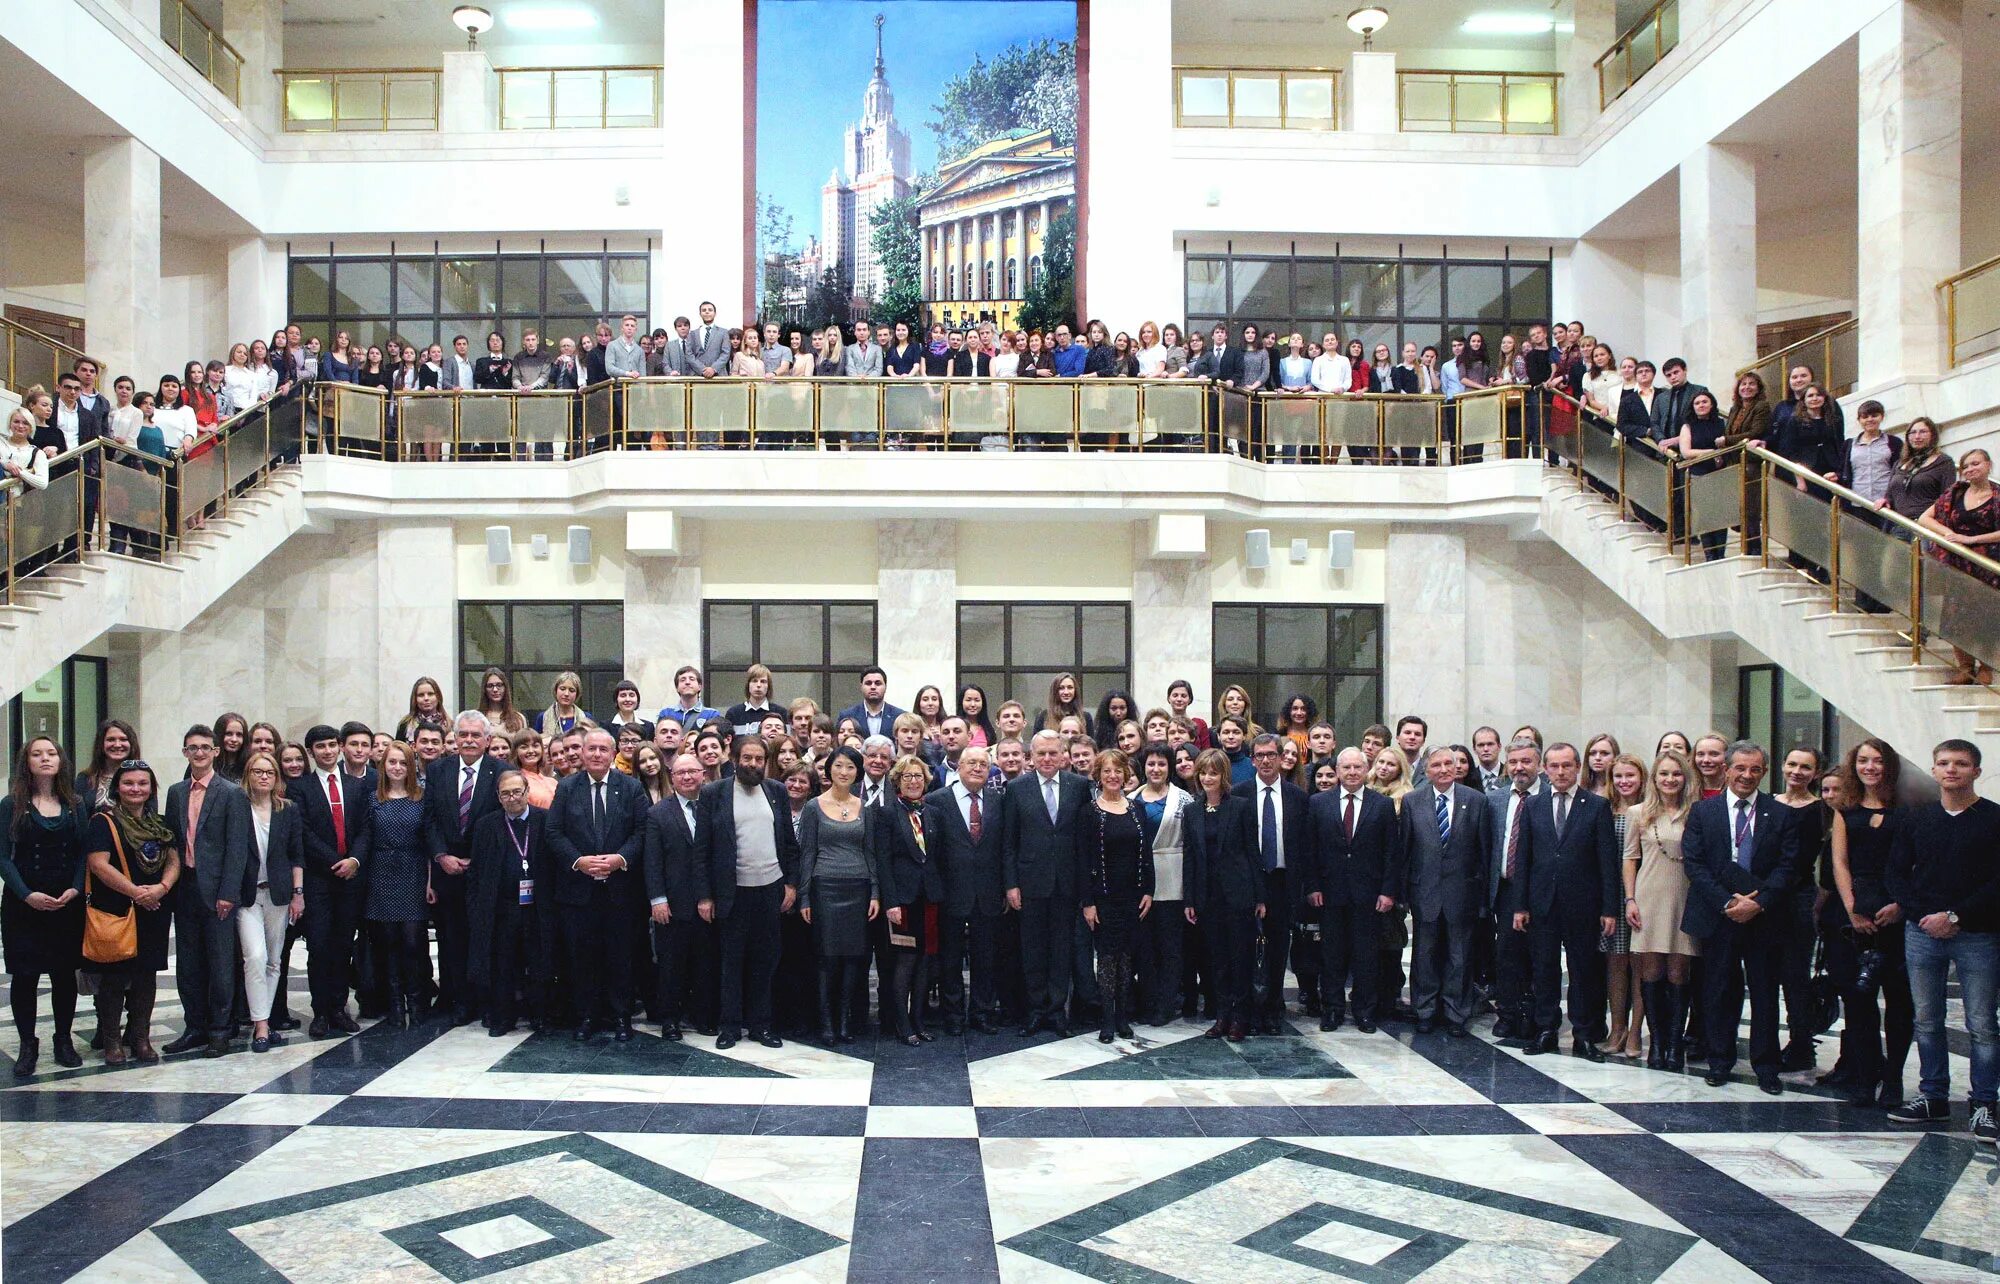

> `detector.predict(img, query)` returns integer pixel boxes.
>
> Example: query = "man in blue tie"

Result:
[1235,735,1311,1034]
[1681,740,1802,1092]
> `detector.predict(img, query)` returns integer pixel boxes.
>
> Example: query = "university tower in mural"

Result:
[819,14,914,302]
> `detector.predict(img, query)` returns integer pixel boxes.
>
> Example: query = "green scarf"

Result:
[106,805,175,878]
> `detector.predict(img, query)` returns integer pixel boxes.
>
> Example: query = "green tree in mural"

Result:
[756,191,795,314]
[808,265,854,329]
[927,39,1076,161]
[870,193,924,327]
[1017,207,1076,334]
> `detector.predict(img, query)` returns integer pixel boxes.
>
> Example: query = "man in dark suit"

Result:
[837,667,906,742]
[1681,740,1802,1092]
[926,745,1006,1033]
[544,728,647,1040]
[1399,748,1491,1036]
[1235,734,1311,1033]
[425,712,503,1025]
[1308,748,1399,1032]
[294,723,374,1037]
[698,735,800,1049]
[1002,730,1090,1036]
[163,724,253,1057]
[1515,742,1620,1060]
[644,751,714,1039]
[466,770,555,1035]
[1485,738,1542,1040]
[1648,357,1709,444]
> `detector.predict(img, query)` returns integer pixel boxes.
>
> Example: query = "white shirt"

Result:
[990,352,1020,377]
[1136,343,1170,377]
[55,401,80,450]
[1256,777,1287,869]
[1501,778,1542,850]
[221,364,259,417]
[1309,352,1352,393]
[153,404,198,450]
[1728,792,1757,864]
[952,779,983,832]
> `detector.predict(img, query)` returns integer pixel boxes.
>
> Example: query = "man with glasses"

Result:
[1235,734,1311,1034]
[163,725,253,1058]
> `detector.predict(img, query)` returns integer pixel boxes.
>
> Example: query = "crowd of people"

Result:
[2,666,1994,1147]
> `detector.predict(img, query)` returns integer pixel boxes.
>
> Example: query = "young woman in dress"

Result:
[1624,750,1699,1068]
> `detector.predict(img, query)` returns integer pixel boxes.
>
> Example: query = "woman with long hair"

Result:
[1582,733,1621,796]
[957,685,997,748]
[1133,743,1194,1025]
[1601,753,1649,1059]
[77,718,139,811]
[1625,749,1698,1068]
[1918,447,1999,685]
[1774,745,1829,1070]
[798,745,878,1045]
[2,738,86,1074]
[477,666,528,735]
[395,676,448,742]
[83,760,178,1066]
[1094,690,1136,745]
[912,685,946,742]
[1275,694,1318,760]
[235,751,304,1053]
[1037,672,1091,736]
[509,729,557,809]
[1825,739,1912,1106]
[358,742,434,1028]
[1691,734,1729,797]
[535,671,597,738]
[210,712,251,782]
[632,744,668,805]
[1214,684,1257,738]
[1368,745,1412,810]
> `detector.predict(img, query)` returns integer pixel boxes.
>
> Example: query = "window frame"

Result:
[955,601,1133,720]
[1210,603,1384,747]
[701,599,880,716]
[458,600,626,722]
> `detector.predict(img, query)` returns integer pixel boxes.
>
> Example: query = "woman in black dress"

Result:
[1184,747,1262,1042]
[876,754,941,1046]
[2,739,88,1075]
[1826,738,1913,1107]
[1080,749,1154,1043]
[83,760,179,1066]
[355,742,434,1028]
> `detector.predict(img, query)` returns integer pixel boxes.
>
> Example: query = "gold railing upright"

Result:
[1596,0,1680,110]
[1734,318,1861,398]
[498,66,664,129]
[278,68,441,131]
[0,316,91,398]
[1171,65,1342,130]
[159,0,244,104]
[1940,251,2000,369]
[1397,69,1561,135]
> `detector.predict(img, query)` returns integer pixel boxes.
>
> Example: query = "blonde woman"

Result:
[1624,749,1699,1068]
[535,671,597,738]
[1601,752,1648,1058]
[731,326,766,379]
[236,751,304,1053]
[1215,684,1260,738]
[1368,744,1412,810]
[509,728,557,808]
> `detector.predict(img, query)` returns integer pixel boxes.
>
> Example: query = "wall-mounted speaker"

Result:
[529,533,550,560]
[1327,528,1356,571]
[567,525,592,566]
[1245,528,1271,570]
[484,526,512,566]
[1289,538,1310,564]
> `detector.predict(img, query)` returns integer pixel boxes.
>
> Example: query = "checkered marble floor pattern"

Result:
[1,955,1992,1283]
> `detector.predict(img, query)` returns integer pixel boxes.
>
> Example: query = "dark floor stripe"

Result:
[1554,1133,1917,1284]
[1610,1099,1910,1134]
[849,1137,1000,1280]
[252,1012,453,1095]
[0,1090,238,1124]
[1400,1024,1591,1103]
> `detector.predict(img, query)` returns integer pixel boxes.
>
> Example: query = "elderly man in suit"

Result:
[1516,742,1621,1060]
[1308,748,1399,1033]
[426,711,503,1026]
[685,301,729,379]
[1003,730,1090,1036]
[1236,734,1312,1033]
[698,735,800,1049]
[545,727,648,1041]
[163,724,253,1057]
[1399,747,1491,1036]
[926,745,1005,1033]
[644,751,714,1040]
[466,769,555,1035]
[1486,737,1542,1041]
[1681,740,1802,1092]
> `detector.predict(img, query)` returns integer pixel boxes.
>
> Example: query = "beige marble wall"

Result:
[1131,528,1213,714]
[1384,530,1469,736]
[624,520,703,711]
[83,138,162,387]
[877,520,957,705]
[1679,143,1758,388]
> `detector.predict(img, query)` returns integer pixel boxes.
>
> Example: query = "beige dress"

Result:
[1626,812,1699,956]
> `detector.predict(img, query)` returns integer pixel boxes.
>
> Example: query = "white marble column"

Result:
[1678,143,1758,391]
[441,49,498,133]
[1556,0,1617,135]
[1348,51,1398,134]
[1131,525,1212,716]
[222,0,283,131]
[625,520,704,707]
[1383,530,1467,738]
[376,522,457,721]
[84,139,162,386]
[1857,0,1960,385]
[226,237,280,349]
[662,0,745,314]
[877,520,956,703]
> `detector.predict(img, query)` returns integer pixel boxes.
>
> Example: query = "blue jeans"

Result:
[1905,928,1998,1104]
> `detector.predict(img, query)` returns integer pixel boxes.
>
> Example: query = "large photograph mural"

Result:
[755,0,1079,332]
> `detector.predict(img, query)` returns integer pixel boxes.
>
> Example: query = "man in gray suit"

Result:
[1399,747,1490,1036]
[660,317,696,376]
[163,724,254,1057]
[605,314,646,380]
[439,333,477,390]
[844,320,882,377]
[685,301,728,379]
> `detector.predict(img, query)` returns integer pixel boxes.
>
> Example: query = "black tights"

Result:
[1096,950,1132,1033]
[886,949,928,1037]
[370,920,429,1001]
[11,969,77,1041]
[817,957,868,1038]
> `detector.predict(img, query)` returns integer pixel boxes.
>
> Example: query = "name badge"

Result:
[518,879,534,906]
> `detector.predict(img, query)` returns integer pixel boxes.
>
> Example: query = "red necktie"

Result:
[968,792,983,842]
[329,773,346,855]
[459,765,475,829]
[1343,792,1356,840]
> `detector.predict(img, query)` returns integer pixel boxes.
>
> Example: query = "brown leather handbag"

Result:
[82,824,139,965]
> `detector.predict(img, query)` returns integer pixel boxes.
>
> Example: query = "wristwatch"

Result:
[1946,910,1960,925]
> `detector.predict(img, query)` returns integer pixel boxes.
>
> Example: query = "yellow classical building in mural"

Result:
[918,128,1075,330]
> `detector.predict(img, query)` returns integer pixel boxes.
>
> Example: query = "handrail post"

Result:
[1827,489,1842,613]
[1910,538,1925,665]
[1756,455,1769,567]
[1616,430,1628,520]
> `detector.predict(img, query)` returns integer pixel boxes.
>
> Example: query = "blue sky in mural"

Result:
[757,0,1074,254]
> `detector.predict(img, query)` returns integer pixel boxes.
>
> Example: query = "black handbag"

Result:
[1805,935,1843,1036]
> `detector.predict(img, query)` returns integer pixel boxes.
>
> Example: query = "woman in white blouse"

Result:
[236,751,304,1054]
[1134,321,1170,378]
[1582,343,1624,424]
[989,330,1022,378]
[2,407,51,494]
[220,342,258,417]
[1133,742,1197,1024]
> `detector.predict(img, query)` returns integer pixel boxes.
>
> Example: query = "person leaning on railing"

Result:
[1918,448,1999,687]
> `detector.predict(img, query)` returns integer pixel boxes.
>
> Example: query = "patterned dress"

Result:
[364,796,431,924]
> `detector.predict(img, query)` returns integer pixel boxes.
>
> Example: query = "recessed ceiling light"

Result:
[503,3,599,31]
[1462,12,1556,34]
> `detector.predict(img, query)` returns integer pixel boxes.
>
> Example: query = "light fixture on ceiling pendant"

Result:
[1346,6,1389,50]
[452,5,494,50]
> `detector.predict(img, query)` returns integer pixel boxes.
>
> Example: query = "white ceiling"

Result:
[187,0,664,64]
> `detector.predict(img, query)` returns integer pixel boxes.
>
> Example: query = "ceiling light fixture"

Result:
[1462,12,1556,35]
[451,5,493,49]
[1346,6,1389,49]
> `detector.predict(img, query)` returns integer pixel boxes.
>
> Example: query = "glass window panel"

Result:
[394,259,436,314]
[333,76,385,129]
[1011,604,1079,668]
[1176,71,1228,126]
[1402,262,1442,319]
[1505,79,1557,132]
[1329,675,1381,744]
[513,671,564,712]
[581,671,624,718]
[1293,261,1340,322]
[1186,259,1228,318]
[1231,258,1288,321]
[603,70,657,127]
[1214,607,1259,670]
[578,603,623,666]
[1263,605,1329,670]
[1332,607,1380,669]
[441,258,498,314]
[290,260,331,316]
[1014,672,1069,718]
[608,257,649,314]
[547,257,605,315]
[552,70,603,128]
[1447,263,1505,324]
[502,72,552,128]
[510,603,574,666]
[959,603,1006,667]
[1356,321,1399,360]
[499,257,541,316]
[1284,74,1336,129]
[756,603,827,667]
[1341,261,1397,318]
[1400,77,1452,130]
[1232,73,1282,129]
[1739,669,1774,747]
[707,602,756,665]
[1403,322,1446,354]
[769,670,828,712]
[828,603,876,664]
[1080,604,1128,668]
[828,670,873,711]
[1269,675,1330,726]
[1508,263,1551,321]
[1454,80,1504,132]
[337,318,392,350]
[332,260,391,315]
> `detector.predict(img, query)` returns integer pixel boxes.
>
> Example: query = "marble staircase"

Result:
[1537,471,2000,797]
[0,469,308,700]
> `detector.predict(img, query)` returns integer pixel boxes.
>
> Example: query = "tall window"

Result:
[1006,258,1018,297]
[289,250,651,357]
[704,601,878,714]
[1183,253,1551,367]
[984,262,994,300]
[1029,256,1041,290]
[957,602,1131,724]
[459,601,625,719]
[1738,664,1843,763]
[964,264,975,299]
[1212,604,1382,746]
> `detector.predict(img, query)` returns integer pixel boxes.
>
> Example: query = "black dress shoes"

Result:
[1019,1021,1043,1038]
[755,1031,783,1049]
[488,1022,515,1038]
[612,1019,635,1043]
[1415,1019,1435,1035]
[1526,1031,1558,1056]
[715,1032,739,1050]
[1703,1070,1731,1087]
[1446,1022,1469,1038]
[161,1032,209,1056]
[1355,1018,1378,1034]
[271,1015,302,1032]
[202,1041,227,1058]
[572,1021,598,1042]
[1573,1039,1607,1063]
[1757,1074,1784,1095]
[1321,1011,1345,1032]
[1779,1041,1815,1073]
[662,1023,683,1042]
[308,1016,330,1039]
[330,1011,360,1034]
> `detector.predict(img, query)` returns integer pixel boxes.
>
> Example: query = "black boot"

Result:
[51,1030,81,1069]
[841,966,866,1044]
[1662,984,1688,1070]
[816,966,839,1045]
[1641,982,1666,1069]
[12,1035,39,1078]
